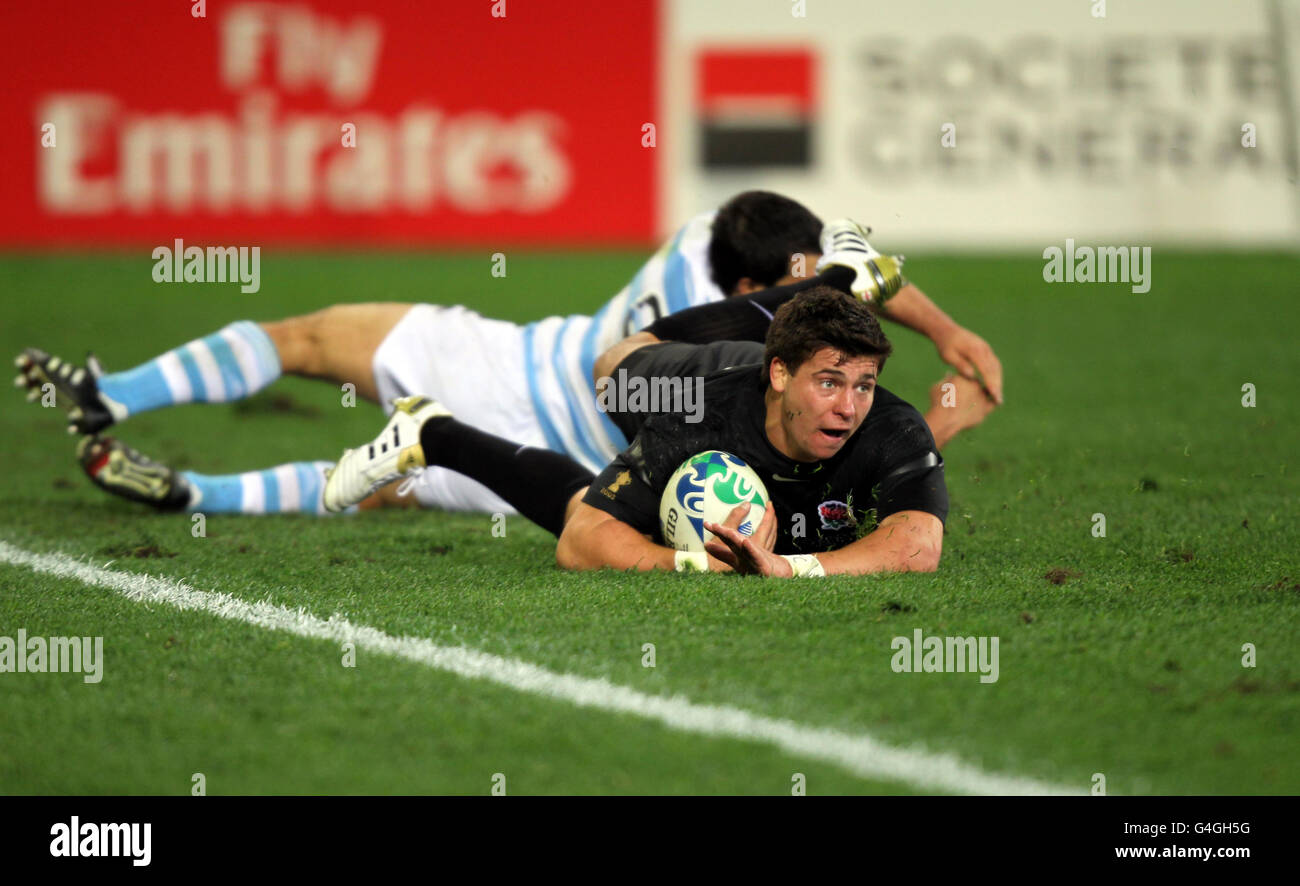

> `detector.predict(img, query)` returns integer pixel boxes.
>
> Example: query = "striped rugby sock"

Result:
[96,321,281,417]
[180,461,351,515]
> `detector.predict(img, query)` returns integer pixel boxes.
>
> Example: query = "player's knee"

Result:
[302,305,344,351]
[263,309,329,376]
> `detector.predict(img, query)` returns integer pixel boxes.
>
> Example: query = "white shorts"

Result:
[371,304,545,513]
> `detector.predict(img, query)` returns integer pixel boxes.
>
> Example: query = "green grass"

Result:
[0,249,1297,794]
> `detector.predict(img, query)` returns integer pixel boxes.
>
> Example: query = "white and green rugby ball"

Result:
[659,450,769,552]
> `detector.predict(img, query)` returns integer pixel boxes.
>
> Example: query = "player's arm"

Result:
[556,501,676,571]
[558,500,769,573]
[707,412,949,578]
[817,510,943,573]
[706,510,942,577]
[557,450,744,573]
[870,282,1004,405]
[556,501,731,572]
[813,219,1003,405]
[597,250,1003,410]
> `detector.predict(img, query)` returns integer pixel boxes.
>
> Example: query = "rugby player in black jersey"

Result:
[322,286,949,578]
[560,286,946,576]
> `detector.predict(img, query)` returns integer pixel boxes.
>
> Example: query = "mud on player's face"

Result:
[773,347,878,461]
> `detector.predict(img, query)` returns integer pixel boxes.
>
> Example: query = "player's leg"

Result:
[360,303,588,516]
[261,302,414,402]
[67,303,552,518]
[323,397,593,536]
[419,414,594,534]
[359,463,589,528]
[15,303,414,435]
[358,483,420,510]
[212,302,535,515]
[357,467,575,514]
[78,435,347,515]
[15,320,281,435]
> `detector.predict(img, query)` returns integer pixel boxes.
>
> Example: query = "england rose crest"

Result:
[817,500,855,530]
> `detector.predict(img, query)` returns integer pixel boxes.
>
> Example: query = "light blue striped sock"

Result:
[97,321,281,417]
[180,461,350,515]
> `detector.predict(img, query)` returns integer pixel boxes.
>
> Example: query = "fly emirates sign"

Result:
[7,0,656,244]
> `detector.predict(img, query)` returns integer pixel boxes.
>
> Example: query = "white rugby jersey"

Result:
[521,211,725,472]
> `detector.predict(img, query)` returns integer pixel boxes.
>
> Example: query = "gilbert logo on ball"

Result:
[659,451,769,552]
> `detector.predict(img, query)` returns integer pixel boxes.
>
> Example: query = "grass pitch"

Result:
[0,249,1297,794]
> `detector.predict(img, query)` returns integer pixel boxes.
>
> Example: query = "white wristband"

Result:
[779,554,825,578]
[674,551,709,573]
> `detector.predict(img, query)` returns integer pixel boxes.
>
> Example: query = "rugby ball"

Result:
[659,451,769,552]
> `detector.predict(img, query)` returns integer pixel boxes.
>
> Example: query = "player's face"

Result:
[769,348,878,462]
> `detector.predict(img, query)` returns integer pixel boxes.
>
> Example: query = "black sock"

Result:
[419,417,595,537]
[645,265,854,344]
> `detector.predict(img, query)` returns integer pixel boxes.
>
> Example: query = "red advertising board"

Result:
[0,0,657,246]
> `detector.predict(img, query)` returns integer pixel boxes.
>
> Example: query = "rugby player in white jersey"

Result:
[16,192,1001,516]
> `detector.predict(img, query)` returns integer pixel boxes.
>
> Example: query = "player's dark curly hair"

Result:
[708,191,822,296]
[763,286,893,378]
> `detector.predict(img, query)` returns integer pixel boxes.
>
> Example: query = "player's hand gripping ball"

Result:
[659,451,769,552]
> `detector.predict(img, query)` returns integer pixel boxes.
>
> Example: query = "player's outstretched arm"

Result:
[873,282,1004,405]
[556,502,673,571]
[557,500,766,572]
[925,374,997,449]
[707,510,943,578]
[819,510,943,575]
[556,501,727,572]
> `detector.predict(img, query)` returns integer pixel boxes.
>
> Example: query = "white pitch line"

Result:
[0,540,1079,795]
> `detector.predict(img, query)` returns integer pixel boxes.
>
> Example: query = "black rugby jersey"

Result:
[585,342,948,554]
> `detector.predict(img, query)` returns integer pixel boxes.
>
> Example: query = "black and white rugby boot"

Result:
[322,395,451,512]
[815,219,907,305]
[15,348,125,435]
[77,435,192,511]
